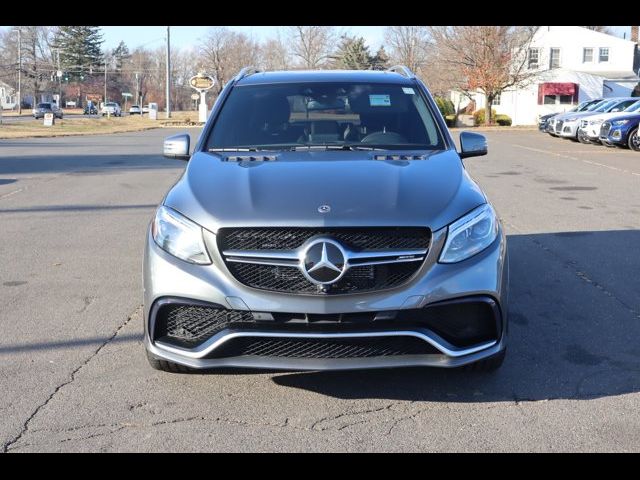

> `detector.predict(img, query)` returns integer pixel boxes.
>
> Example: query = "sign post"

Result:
[122,92,132,114]
[189,73,215,123]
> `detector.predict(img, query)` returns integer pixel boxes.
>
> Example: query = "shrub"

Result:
[473,108,497,126]
[434,96,455,117]
[495,114,512,126]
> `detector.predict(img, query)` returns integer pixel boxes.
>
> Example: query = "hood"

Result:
[164,149,487,233]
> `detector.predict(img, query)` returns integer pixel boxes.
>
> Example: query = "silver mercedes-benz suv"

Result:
[144,66,509,373]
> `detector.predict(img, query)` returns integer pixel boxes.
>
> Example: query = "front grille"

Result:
[155,304,253,347]
[218,227,430,251]
[580,119,588,128]
[227,260,420,295]
[209,336,439,359]
[600,122,611,138]
[555,120,563,133]
[218,227,430,295]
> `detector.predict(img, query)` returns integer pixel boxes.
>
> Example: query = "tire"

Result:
[463,349,506,372]
[627,128,640,151]
[146,348,193,373]
[578,131,591,144]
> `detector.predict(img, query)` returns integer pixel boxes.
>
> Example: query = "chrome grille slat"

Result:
[217,227,430,295]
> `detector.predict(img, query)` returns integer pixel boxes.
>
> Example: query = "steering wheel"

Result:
[360,131,408,144]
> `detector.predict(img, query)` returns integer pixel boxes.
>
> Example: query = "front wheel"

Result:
[578,131,591,144]
[146,349,193,373]
[463,349,506,372]
[627,128,640,151]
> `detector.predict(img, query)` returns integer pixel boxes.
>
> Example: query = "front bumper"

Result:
[558,121,579,138]
[143,225,509,370]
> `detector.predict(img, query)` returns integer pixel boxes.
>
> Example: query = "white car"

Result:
[129,105,142,115]
[101,102,122,117]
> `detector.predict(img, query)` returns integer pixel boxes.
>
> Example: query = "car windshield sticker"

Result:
[369,94,391,107]
[402,87,415,95]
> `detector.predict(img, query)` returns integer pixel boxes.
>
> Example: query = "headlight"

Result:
[563,118,577,124]
[439,204,499,263]
[612,119,630,126]
[151,206,211,264]
[588,119,601,125]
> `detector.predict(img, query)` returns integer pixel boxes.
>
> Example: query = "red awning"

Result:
[538,82,579,104]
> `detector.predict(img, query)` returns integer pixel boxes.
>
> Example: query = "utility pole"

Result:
[135,72,140,107]
[57,49,62,106]
[104,55,107,106]
[17,28,21,114]
[166,26,171,118]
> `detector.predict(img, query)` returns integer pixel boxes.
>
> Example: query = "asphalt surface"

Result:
[0,128,639,452]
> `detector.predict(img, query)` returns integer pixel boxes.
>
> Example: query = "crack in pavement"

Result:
[2,305,142,453]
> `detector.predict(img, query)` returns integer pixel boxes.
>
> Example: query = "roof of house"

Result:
[577,71,640,81]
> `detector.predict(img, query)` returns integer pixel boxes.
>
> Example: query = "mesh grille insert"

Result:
[157,305,253,347]
[218,227,430,251]
[210,336,439,359]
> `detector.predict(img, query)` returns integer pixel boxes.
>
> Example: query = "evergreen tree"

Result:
[52,26,104,80]
[112,41,130,72]
[331,35,373,70]
[370,46,390,70]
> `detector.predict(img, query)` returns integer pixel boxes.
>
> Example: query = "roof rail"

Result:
[387,65,415,78]
[234,67,261,82]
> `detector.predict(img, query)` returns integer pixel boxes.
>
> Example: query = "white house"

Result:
[450,26,640,125]
[0,80,17,110]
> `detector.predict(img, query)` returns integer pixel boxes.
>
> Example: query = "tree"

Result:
[370,46,390,70]
[384,26,430,73]
[259,34,291,71]
[198,27,259,95]
[288,26,339,69]
[52,26,103,80]
[429,26,538,125]
[111,41,130,72]
[330,35,372,70]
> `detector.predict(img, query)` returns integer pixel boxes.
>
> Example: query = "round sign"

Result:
[191,93,200,100]
[189,74,215,91]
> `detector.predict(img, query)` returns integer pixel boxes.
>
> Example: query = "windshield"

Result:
[587,100,608,111]
[623,100,640,112]
[593,100,617,112]
[37,103,51,109]
[207,82,445,151]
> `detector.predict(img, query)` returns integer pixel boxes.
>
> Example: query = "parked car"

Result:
[599,111,640,151]
[553,98,637,140]
[83,104,98,115]
[33,102,63,119]
[577,99,640,144]
[541,99,602,134]
[101,102,122,116]
[129,105,142,115]
[144,66,509,374]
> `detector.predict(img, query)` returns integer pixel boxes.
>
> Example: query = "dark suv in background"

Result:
[33,102,63,119]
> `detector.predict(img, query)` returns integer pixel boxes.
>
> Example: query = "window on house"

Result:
[583,48,593,63]
[528,48,539,69]
[543,95,575,105]
[599,48,609,62]
[493,93,501,105]
[550,48,561,69]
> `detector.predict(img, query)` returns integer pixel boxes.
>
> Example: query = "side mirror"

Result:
[163,134,190,160]
[459,131,488,159]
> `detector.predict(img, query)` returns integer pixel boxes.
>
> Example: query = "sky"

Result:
[99,26,387,52]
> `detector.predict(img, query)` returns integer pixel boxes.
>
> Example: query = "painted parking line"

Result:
[510,144,640,177]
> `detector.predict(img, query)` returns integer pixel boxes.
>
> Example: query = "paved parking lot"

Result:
[0,128,639,452]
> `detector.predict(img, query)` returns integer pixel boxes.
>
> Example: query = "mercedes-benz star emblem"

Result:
[301,239,347,285]
[318,205,331,213]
